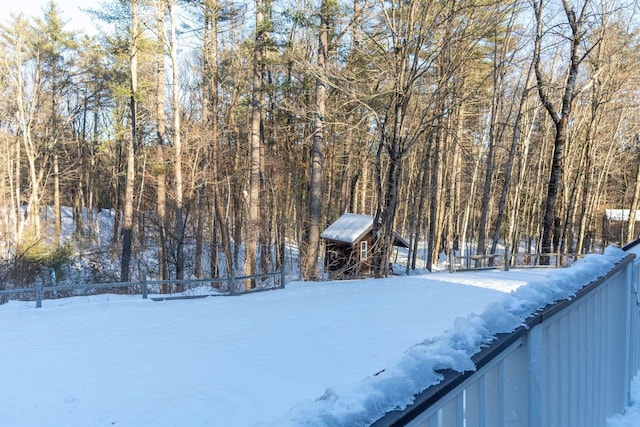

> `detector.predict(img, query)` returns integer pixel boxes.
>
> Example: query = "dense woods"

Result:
[0,0,639,284]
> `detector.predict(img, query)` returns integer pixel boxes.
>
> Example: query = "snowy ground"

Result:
[608,372,640,427]
[1,247,638,426]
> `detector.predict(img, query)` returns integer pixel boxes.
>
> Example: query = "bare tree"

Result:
[244,0,268,288]
[302,0,329,281]
[1,17,45,245]
[166,0,186,284]
[152,0,169,283]
[627,135,640,243]
[477,3,521,264]
[533,0,598,264]
[120,0,139,282]
[201,0,235,283]
[366,0,440,276]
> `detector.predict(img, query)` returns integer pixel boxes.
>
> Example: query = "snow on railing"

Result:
[373,250,639,427]
[270,248,636,426]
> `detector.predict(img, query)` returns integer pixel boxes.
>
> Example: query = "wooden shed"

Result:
[603,209,640,245]
[321,213,409,280]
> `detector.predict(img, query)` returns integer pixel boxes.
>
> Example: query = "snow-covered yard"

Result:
[1,247,639,426]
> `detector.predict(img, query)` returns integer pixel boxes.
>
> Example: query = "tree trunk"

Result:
[627,151,640,243]
[427,127,443,272]
[244,0,267,288]
[154,0,169,286]
[534,0,593,265]
[409,143,431,272]
[303,0,328,281]
[53,154,61,244]
[168,1,185,285]
[374,137,402,277]
[491,60,535,260]
[539,120,567,263]
[157,145,168,287]
[203,0,232,283]
[13,135,21,244]
[476,28,505,263]
[461,139,484,264]
[475,117,496,264]
[120,0,138,282]
[508,100,538,260]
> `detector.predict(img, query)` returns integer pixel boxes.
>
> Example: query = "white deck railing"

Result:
[375,251,640,427]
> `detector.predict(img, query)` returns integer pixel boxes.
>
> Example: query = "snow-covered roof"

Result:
[321,213,410,247]
[321,213,375,244]
[606,209,640,221]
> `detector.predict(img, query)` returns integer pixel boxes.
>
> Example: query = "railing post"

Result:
[35,280,42,308]
[528,324,544,427]
[280,267,285,289]
[141,268,148,299]
[623,260,634,407]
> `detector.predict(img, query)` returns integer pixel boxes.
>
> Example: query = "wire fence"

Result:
[0,269,286,308]
[448,248,590,272]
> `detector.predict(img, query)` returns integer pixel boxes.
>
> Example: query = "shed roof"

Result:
[321,213,373,244]
[321,213,410,247]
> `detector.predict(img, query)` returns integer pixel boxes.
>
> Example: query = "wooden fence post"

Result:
[280,267,286,289]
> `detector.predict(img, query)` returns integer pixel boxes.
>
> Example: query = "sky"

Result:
[0,0,101,34]
[1,238,638,426]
